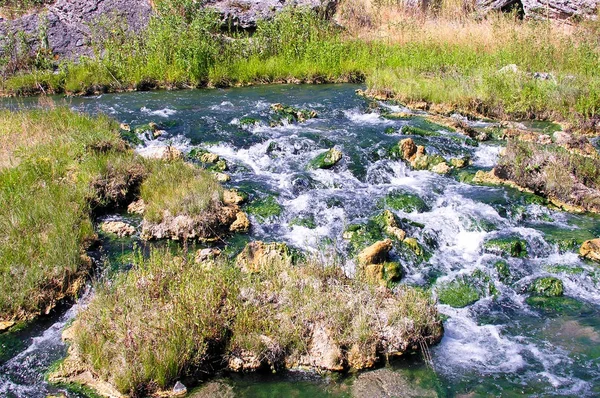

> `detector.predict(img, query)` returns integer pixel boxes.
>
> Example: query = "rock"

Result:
[214,172,231,182]
[195,248,221,263]
[347,342,377,370]
[308,148,343,169]
[498,64,519,73]
[119,123,131,131]
[299,323,344,371]
[0,0,152,60]
[100,221,135,237]
[227,349,262,371]
[529,277,564,297]
[580,239,600,262]
[431,162,451,174]
[358,239,393,265]
[173,381,188,397]
[127,199,146,215]
[223,190,246,206]
[207,0,339,31]
[476,0,600,21]
[200,152,220,164]
[189,381,235,398]
[0,321,15,332]
[365,262,403,287]
[229,211,250,233]
[399,138,418,161]
[380,210,407,241]
[403,237,424,257]
[235,241,291,272]
[141,146,183,161]
[538,134,553,145]
[351,368,437,398]
[450,157,470,168]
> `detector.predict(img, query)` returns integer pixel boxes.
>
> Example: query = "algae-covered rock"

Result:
[235,241,291,273]
[365,262,403,287]
[352,368,437,398]
[270,103,318,126]
[246,195,283,222]
[529,277,564,297]
[580,238,600,263]
[358,239,393,265]
[483,236,528,258]
[308,148,343,169]
[437,278,480,308]
[378,191,429,213]
[494,260,512,283]
[450,157,471,169]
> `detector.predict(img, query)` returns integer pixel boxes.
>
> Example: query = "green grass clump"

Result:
[483,236,528,258]
[246,195,283,222]
[378,190,429,213]
[529,277,564,297]
[73,247,443,395]
[141,161,223,223]
[0,108,144,321]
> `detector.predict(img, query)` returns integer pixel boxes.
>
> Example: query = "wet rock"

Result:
[450,157,470,168]
[403,237,425,257]
[200,152,220,164]
[347,342,378,370]
[430,162,451,174]
[142,146,183,161]
[380,210,407,241]
[580,239,600,263]
[399,138,418,161]
[298,323,344,371]
[195,248,221,263]
[236,241,291,272]
[119,123,131,132]
[529,277,564,297]
[365,262,403,287]
[351,368,437,398]
[172,381,188,397]
[214,172,231,182]
[127,199,146,215]
[100,221,135,237]
[358,239,393,265]
[483,236,528,258]
[230,211,250,233]
[223,190,246,206]
[308,148,343,169]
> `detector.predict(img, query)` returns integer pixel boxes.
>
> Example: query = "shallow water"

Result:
[2,84,600,397]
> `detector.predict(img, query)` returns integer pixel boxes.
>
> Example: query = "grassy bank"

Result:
[2,1,600,128]
[0,107,144,321]
[71,247,442,396]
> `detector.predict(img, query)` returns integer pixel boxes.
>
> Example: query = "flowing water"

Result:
[2,84,600,397]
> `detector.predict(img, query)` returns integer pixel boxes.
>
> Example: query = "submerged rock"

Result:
[189,381,235,398]
[580,238,600,262]
[351,368,437,398]
[308,148,343,169]
[100,221,136,237]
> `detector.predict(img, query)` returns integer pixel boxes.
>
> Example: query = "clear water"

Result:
[1,84,600,397]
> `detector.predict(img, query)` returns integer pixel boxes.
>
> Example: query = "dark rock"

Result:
[477,0,599,21]
[0,0,153,60]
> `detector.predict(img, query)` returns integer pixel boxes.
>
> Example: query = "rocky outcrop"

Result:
[580,238,600,262]
[235,241,291,272]
[0,0,152,59]
[477,0,599,21]
[358,239,393,265]
[100,221,135,237]
[207,0,339,31]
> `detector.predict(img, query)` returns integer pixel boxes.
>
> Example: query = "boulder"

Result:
[399,138,418,161]
[580,238,600,262]
[358,239,393,265]
[365,262,403,287]
[214,172,231,182]
[308,148,343,169]
[0,0,152,60]
[223,190,246,206]
[100,221,135,237]
[476,0,600,21]
[235,241,291,272]
[141,146,183,161]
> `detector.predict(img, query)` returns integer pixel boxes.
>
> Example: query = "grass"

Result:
[0,107,146,322]
[141,161,223,224]
[73,247,442,396]
[2,1,600,128]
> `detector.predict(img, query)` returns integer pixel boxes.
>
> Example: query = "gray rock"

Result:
[205,0,339,30]
[477,0,599,20]
[351,368,437,398]
[0,0,152,60]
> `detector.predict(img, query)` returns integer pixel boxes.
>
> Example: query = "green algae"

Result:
[529,277,564,297]
[378,191,429,213]
[246,195,283,222]
[483,236,528,258]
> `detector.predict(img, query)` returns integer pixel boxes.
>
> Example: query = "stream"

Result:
[1,84,600,397]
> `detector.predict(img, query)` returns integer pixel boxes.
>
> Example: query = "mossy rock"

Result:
[456,170,476,184]
[308,148,343,170]
[270,103,317,126]
[343,221,386,254]
[483,236,528,258]
[289,216,317,229]
[239,117,261,127]
[365,262,404,288]
[529,277,564,297]
[525,296,584,314]
[494,260,512,284]
[384,127,397,135]
[119,129,142,146]
[378,191,429,213]
[246,196,283,222]
[437,279,480,308]
[544,264,586,275]
[401,125,441,138]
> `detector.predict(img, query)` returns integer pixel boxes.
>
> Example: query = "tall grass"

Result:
[74,247,442,396]
[0,108,142,321]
